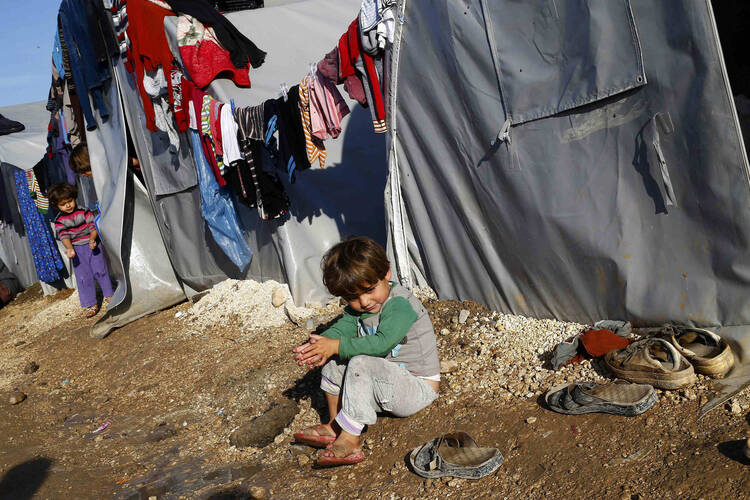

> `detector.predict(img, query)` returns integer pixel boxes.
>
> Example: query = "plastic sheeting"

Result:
[387,0,750,411]
[88,63,186,338]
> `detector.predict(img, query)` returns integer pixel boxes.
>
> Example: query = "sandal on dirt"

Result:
[85,305,100,318]
[545,381,657,416]
[604,338,695,390]
[409,432,503,479]
[316,444,365,467]
[662,325,734,378]
[293,425,337,448]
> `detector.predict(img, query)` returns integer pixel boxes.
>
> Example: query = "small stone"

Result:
[390,439,398,447]
[249,486,267,499]
[440,328,449,336]
[458,310,470,324]
[304,301,321,310]
[440,360,459,373]
[175,311,184,318]
[298,454,310,466]
[730,401,742,414]
[451,315,458,325]
[149,496,157,500]
[94,434,104,442]
[364,438,375,450]
[305,319,315,330]
[9,391,26,405]
[23,361,39,374]
[448,479,460,487]
[271,287,286,308]
[525,416,537,424]
[495,321,504,331]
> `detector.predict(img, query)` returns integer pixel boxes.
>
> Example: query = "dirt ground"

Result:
[1,285,749,500]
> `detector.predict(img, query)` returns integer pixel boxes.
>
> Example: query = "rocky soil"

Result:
[0,282,749,499]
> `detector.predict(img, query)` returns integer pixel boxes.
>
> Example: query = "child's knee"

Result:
[347,355,378,374]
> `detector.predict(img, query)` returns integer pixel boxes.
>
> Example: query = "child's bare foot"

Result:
[317,432,364,466]
[293,424,337,448]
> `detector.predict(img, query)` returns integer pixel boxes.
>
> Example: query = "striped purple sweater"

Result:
[54,208,96,246]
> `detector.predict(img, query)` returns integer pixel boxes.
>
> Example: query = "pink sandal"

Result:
[293,425,337,448]
[317,446,365,467]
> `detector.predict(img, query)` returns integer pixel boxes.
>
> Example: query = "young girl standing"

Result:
[48,183,114,318]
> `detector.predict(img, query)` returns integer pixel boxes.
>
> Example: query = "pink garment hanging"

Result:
[309,69,350,140]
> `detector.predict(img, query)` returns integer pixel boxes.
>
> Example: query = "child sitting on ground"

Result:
[48,183,114,318]
[292,237,440,466]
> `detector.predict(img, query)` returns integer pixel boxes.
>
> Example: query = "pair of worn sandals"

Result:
[546,326,733,416]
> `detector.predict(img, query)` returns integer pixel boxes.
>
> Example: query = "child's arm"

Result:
[293,310,358,367]
[60,238,76,259]
[337,297,417,359]
[88,228,99,249]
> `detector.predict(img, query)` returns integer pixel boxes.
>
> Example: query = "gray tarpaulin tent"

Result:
[384,0,750,411]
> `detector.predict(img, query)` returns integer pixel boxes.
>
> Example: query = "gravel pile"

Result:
[429,303,716,406]
[180,279,317,332]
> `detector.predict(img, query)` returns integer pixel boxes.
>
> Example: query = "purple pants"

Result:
[71,243,114,308]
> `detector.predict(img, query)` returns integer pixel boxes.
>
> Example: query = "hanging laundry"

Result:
[184,81,224,186]
[202,94,226,179]
[59,0,113,130]
[233,106,290,220]
[25,170,50,214]
[163,0,266,70]
[209,100,225,172]
[188,101,253,270]
[13,169,65,283]
[309,69,350,140]
[263,88,311,184]
[317,47,342,84]
[0,175,13,226]
[220,103,242,166]
[81,0,120,64]
[339,19,387,133]
[0,166,24,234]
[359,0,397,55]
[176,15,251,89]
[299,77,326,168]
[125,0,181,133]
[143,68,181,153]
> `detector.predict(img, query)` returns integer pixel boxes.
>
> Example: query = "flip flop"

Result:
[293,425,337,448]
[316,446,365,467]
[604,338,696,390]
[662,325,734,378]
[409,432,503,479]
[545,381,657,416]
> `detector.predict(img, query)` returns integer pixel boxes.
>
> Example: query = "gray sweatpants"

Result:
[321,355,439,436]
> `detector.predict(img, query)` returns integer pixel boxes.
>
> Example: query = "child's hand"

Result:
[293,334,339,368]
[65,248,76,259]
[89,239,98,250]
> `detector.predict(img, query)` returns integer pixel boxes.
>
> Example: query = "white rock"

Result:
[271,287,287,308]
[458,310,470,324]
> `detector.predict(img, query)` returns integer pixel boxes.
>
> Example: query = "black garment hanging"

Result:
[163,0,266,69]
